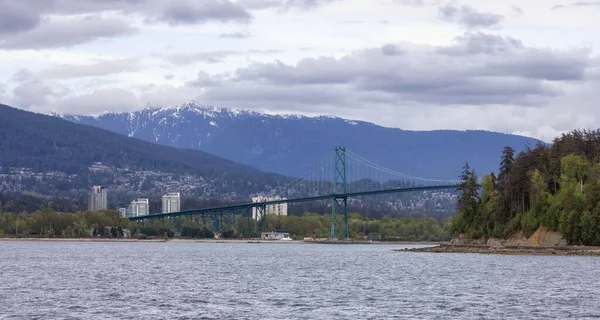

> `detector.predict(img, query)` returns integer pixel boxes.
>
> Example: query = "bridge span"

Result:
[129,147,460,238]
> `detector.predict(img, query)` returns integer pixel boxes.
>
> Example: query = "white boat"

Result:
[280,236,293,241]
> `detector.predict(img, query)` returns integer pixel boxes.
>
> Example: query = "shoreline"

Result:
[0,238,440,245]
[395,244,600,256]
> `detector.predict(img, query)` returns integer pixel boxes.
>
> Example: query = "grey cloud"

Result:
[0,82,6,101]
[238,0,341,10]
[440,32,589,81]
[58,88,140,114]
[381,44,403,56]
[438,32,524,55]
[0,1,43,33]
[9,70,68,110]
[237,0,283,10]
[38,59,142,79]
[393,0,425,7]
[12,69,37,82]
[219,31,252,38]
[164,74,175,80]
[552,1,600,9]
[438,3,504,29]
[186,71,222,87]
[152,0,252,25]
[203,32,595,108]
[282,0,341,10]
[0,15,137,50]
[512,6,523,15]
[0,0,252,49]
[572,1,600,6]
[165,49,282,65]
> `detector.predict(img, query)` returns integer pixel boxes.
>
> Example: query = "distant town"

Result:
[88,186,289,219]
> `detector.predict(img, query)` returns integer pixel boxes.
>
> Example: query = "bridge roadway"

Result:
[128,184,459,221]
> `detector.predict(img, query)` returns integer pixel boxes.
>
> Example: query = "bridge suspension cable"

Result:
[345,149,462,185]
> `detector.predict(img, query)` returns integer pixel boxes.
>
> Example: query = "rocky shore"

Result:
[395,244,600,256]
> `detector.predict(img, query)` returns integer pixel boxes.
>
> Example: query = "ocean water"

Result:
[1,241,599,319]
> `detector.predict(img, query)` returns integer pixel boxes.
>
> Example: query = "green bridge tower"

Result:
[330,146,349,239]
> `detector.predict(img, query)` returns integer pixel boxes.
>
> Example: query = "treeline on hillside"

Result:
[0,192,85,213]
[453,129,600,245]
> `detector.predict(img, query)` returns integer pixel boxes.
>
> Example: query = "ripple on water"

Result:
[1,242,599,319]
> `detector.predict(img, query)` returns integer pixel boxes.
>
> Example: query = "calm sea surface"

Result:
[1,241,599,319]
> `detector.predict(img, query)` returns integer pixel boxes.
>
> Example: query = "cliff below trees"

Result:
[451,226,567,247]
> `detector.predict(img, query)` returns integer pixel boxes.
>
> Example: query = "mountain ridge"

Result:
[0,103,288,200]
[55,101,542,180]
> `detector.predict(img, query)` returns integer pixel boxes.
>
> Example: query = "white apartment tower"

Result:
[128,198,149,217]
[88,186,108,211]
[162,192,181,213]
[251,196,288,219]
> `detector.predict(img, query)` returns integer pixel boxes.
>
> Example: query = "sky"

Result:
[0,0,599,141]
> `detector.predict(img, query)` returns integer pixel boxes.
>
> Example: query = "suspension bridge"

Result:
[129,146,461,239]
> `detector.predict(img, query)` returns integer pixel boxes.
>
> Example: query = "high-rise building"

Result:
[118,208,127,218]
[251,196,288,219]
[128,198,149,217]
[162,192,181,213]
[88,186,108,211]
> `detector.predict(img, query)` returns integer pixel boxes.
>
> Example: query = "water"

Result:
[1,241,599,319]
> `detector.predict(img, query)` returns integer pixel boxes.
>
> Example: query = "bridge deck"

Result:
[129,184,458,221]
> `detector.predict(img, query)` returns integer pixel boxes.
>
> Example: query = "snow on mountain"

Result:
[55,101,541,180]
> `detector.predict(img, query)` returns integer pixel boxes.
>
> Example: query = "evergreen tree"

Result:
[455,162,480,236]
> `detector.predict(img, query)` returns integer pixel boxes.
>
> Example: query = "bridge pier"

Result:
[330,146,349,239]
[253,204,267,239]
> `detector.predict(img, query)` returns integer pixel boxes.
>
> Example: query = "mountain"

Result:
[0,103,459,218]
[0,103,287,201]
[56,101,541,180]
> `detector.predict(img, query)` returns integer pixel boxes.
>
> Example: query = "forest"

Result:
[0,208,451,241]
[453,129,600,245]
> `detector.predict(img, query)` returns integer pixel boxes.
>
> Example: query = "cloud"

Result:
[58,88,140,114]
[393,0,425,6]
[511,6,524,15]
[149,0,252,25]
[438,3,504,29]
[0,82,6,101]
[202,32,594,109]
[0,0,253,49]
[186,71,223,87]
[165,49,282,65]
[0,15,137,50]
[8,70,69,110]
[552,1,600,9]
[282,0,341,10]
[63,32,590,116]
[219,31,252,38]
[38,59,142,79]
[572,1,600,7]
[238,0,341,10]
[17,31,596,142]
[0,1,43,33]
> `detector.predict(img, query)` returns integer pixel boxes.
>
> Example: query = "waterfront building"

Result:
[88,186,108,211]
[162,192,181,213]
[128,198,149,217]
[251,195,288,219]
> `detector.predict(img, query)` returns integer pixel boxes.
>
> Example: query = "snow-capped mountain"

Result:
[55,101,540,179]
